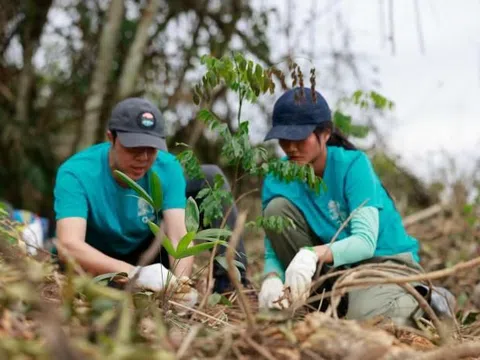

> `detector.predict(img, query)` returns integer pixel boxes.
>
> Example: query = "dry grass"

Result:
[1,206,480,359]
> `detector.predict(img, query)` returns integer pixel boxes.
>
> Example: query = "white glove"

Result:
[258,276,289,310]
[170,276,199,309]
[129,265,199,308]
[129,263,174,292]
[284,248,318,304]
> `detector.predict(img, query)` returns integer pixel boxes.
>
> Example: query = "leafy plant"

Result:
[114,169,231,260]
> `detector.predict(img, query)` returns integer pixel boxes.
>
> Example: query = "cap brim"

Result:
[264,124,316,141]
[117,132,167,150]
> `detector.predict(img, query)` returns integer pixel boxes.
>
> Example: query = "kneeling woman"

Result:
[258,87,424,327]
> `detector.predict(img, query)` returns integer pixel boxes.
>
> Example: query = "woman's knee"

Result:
[263,197,296,218]
[346,285,420,326]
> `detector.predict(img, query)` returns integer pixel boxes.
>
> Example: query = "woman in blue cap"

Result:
[257,87,426,326]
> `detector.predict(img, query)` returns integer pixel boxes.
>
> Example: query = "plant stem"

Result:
[226,210,256,332]
[237,92,243,128]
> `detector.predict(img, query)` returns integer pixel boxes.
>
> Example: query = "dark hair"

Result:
[314,121,399,208]
[110,129,118,143]
[314,121,357,150]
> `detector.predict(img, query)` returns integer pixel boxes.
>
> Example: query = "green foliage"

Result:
[185,197,200,232]
[176,146,205,180]
[214,255,245,283]
[149,172,163,212]
[351,90,395,111]
[193,53,274,106]
[246,215,296,233]
[195,174,234,228]
[146,221,229,259]
[264,158,327,194]
[207,292,233,307]
[191,53,330,230]
[333,111,370,139]
[114,170,156,211]
[0,205,26,247]
[334,90,395,139]
[114,170,231,260]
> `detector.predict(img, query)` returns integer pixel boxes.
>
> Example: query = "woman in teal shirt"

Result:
[258,87,426,326]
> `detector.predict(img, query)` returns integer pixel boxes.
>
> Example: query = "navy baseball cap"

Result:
[264,87,332,141]
[108,97,167,150]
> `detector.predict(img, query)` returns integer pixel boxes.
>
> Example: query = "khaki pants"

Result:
[264,197,424,327]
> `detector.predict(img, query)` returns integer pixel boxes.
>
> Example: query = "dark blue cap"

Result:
[264,87,332,141]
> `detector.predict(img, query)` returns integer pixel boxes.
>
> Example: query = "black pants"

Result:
[114,236,171,268]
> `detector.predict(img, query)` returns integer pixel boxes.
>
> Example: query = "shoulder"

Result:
[327,146,372,173]
[57,142,109,179]
[328,146,364,164]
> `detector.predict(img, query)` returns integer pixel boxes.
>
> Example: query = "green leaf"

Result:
[197,109,216,125]
[219,294,233,306]
[114,170,154,209]
[177,150,205,180]
[196,188,210,200]
[215,255,246,271]
[147,221,176,257]
[176,241,225,258]
[195,228,232,241]
[92,272,127,284]
[207,292,233,306]
[185,197,200,232]
[161,237,177,258]
[176,231,196,256]
[147,220,159,235]
[149,172,163,211]
[207,292,222,307]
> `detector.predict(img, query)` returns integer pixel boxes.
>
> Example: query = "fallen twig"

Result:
[168,299,234,328]
[226,211,256,332]
[403,203,444,228]
[419,341,480,360]
[337,255,480,288]
[176,324,202,359]
[242,335,276,360]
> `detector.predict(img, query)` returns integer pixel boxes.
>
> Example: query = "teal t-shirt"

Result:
[262,145,420,274]
[53,142,186,256]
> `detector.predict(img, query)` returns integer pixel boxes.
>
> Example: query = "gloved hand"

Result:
[129,265,199,308]
[169,276,199,308]
[284,247,318,304]
[129,263,174,292]
[258,275,289,310]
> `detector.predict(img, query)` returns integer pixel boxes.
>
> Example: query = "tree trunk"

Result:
[15,0,53,124]
[76,0,124,151]
[116,0,161,101]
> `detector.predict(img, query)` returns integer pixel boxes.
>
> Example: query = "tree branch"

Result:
[116,0,162,100]
[76,0,124,151]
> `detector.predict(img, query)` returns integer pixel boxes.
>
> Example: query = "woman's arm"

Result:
[314,206,379,267]
[263,237,286,281]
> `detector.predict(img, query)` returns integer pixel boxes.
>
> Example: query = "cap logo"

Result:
[138,112,156,129]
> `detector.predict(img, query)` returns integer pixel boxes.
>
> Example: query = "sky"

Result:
[7,0,479,184]
[256,0,480,182]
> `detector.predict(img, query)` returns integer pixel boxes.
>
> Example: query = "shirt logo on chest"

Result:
[328,200,348,226]
[137,198,155,224]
